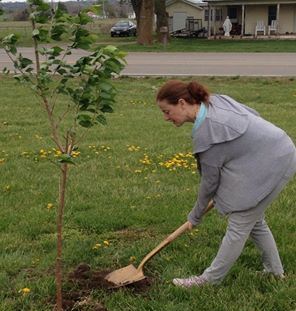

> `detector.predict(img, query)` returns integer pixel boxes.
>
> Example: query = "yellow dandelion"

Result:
[19,287,30,295]
[129,256,136,262]
[4,185,11,191]
[103,240,110,247]
[47,203,54,209]
[93,243,102,250]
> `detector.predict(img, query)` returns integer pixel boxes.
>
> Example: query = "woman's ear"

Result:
[178,98,186,107]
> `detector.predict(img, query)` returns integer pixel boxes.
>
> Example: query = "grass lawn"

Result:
[1,20,296,52]
[0,75,296,310]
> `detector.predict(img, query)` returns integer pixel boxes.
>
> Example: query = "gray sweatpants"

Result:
[202,155,296,284]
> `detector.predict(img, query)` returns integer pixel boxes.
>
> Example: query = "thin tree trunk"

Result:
[55,163,68,311]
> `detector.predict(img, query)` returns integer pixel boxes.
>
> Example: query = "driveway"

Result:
[1,48,296,76]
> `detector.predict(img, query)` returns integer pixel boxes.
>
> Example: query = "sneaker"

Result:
[172,275,208,288]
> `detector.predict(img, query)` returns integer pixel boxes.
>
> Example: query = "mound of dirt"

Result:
[62,263,153,310]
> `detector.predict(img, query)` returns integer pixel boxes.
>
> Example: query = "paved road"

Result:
[1,48,296,76]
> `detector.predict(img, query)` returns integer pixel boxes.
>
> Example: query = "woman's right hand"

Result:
[187,221,194,231]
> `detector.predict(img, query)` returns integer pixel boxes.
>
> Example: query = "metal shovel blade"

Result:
[105,264,146,287]
[105,201,214,288]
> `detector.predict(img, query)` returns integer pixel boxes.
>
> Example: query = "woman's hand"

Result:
[187,221,194,231]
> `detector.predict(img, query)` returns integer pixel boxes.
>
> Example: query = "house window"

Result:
[215,9,222,21]
[205,9,210,21]
[268,5,277,25]
[228,7,237,19]
[204,9,222,21]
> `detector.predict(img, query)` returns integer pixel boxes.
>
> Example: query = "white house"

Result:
[166,0,296,37]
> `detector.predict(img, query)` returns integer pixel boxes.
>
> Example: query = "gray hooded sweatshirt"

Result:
[188,94,296,226]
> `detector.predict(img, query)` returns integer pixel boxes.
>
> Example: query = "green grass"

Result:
[97,38,296,53]
[0,76,296,310]
[1,20,296,52]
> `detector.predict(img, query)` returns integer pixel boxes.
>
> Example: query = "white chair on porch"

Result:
[255,20,266,36]
[268,20,278,35]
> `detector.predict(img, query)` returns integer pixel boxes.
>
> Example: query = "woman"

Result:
[156,80,296,288]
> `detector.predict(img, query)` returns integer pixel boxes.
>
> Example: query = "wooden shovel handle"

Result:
[137,200,214,271]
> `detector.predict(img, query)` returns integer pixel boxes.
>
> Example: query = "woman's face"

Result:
[157,99,188,127]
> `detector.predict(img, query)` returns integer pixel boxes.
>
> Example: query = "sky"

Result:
[2,0,74,2]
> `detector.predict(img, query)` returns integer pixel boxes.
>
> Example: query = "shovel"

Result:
[105,200,214,287]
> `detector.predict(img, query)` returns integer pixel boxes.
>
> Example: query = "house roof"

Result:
[206,0,296,4]
[166,0,207,9]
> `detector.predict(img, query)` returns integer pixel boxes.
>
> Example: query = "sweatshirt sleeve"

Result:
[188,163,220,226]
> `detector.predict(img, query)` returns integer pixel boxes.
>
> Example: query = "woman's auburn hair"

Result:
[156,80,210,106]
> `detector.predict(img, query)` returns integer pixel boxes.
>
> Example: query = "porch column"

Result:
[208,5,212,37]
[241,4,245,36]
[276,3,280,34]
[213,6,216,37]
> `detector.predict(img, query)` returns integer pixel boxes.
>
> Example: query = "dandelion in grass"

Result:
[134,169,142,173]
[71,151,80,158]
[35,134,43,140]
[19,287,30,296]
[103,240,110,247]
[47,203,54,210]
[101,145,111,152]
[129,256,136,262]
[4,185,11,192]
[92,243,102,250]
[140,154,152,165]
[53,149,62,157]
[39,149,48,158]
[127,145,141,152]
[0,158,5,164]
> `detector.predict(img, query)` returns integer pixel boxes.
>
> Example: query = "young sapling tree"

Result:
[1,1,126,309]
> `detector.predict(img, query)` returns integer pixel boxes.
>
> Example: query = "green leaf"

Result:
[2,34,18,55]
[58,154,75,165]
[96,114,107,125]
[19,56,33,69]
[100,92,113,100]
[51,46,64,56]
[101,105,113,113]
[3,67,10,74]
[51,24,66,41]
[32,29,40,38]
[99,81,113,92]
[76,12,92,25]
[77,114,94,128]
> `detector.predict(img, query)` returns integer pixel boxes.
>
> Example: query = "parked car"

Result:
[110,21,137,37]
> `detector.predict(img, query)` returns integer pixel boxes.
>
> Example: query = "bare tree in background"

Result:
[130,0,168,45]
[137,0,154,45]
[154,0,168,42]
[130,0,141,25]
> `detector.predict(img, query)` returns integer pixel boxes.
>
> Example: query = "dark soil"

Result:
[62,263,153,310]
